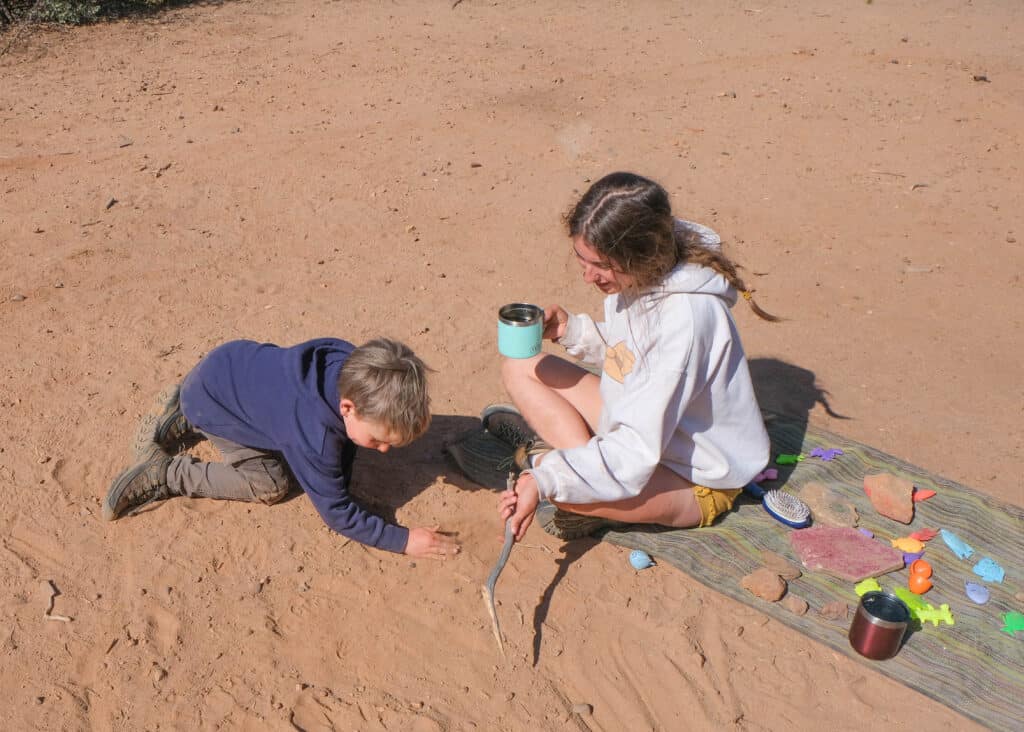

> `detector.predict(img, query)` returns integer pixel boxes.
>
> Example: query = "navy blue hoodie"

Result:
[179,338,409,554]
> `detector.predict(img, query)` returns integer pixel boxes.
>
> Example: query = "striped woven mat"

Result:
[448,412,1023,730]
[574,413,1023,730]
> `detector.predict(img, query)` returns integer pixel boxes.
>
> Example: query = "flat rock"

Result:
[740,568,787,602]
[863,473,915,523]
[760,550,802,579]
[795,481,859,527]
[818,600,850,621]
[781,594,809,615]
[790,526,906,582]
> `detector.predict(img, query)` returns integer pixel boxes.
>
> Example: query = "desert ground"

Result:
[1,0,1022,729]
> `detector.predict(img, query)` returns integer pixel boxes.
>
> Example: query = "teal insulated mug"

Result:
[498,303,543,359]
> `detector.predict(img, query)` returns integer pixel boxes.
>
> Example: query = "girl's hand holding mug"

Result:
[542,304,569,341]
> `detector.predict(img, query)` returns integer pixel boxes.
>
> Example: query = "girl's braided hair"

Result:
[565,172,779,321]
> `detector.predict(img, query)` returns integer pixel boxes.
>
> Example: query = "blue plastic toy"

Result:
[940,529,974,559]
[965,581,990,605]
[972,557,1005,583]
[629,550,655,570]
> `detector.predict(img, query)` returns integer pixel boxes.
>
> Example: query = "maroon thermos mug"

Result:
[849,591,911,660]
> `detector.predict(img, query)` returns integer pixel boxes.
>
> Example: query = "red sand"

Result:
[2,2,1021,729]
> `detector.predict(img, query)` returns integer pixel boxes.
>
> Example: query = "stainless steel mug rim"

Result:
[498,303,543,327]
[856,591,911,629]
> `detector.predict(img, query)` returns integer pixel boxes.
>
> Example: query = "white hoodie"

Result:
[530,222,770,505]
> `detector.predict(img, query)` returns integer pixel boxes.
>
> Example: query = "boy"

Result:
[104,337,459,559]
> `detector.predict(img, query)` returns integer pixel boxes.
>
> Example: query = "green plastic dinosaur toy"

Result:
[775,453,805,465]
[892,587,927,615]
[1001,611,1024,636]
[854,578,882,596]
[915,603,955,627]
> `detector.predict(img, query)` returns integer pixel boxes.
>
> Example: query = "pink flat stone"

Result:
[789,526,906,582]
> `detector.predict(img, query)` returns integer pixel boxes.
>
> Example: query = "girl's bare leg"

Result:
[501,354,601,448]
[552,465,703,528]
[503,354,703,529]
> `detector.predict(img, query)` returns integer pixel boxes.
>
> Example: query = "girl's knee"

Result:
[501,353,544,390]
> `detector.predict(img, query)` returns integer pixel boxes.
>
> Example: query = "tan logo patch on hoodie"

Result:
[604,341,635,383]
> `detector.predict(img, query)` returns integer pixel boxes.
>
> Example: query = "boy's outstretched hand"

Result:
[405,527,460,559]
[499,472,540,541]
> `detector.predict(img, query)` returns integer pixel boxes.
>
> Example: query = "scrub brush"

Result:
[763,489,811,528]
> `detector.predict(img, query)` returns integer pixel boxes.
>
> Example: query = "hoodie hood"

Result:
[654,262,738,306]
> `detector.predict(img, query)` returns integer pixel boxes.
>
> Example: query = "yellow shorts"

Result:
[694,486,743,527]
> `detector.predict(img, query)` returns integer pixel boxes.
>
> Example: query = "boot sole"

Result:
[479,403,520,428]
[129,383,181,461]
[444,428,517,490]
[538,505,628,540]
[103,457,152,521]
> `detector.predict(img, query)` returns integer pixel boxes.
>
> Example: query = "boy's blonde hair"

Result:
[337,338,431,445]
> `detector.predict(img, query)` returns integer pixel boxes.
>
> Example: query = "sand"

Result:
[1,1,1021,729]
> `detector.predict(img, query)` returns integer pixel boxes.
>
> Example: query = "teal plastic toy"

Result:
[940,528,974,560]
[972,557,1005,583]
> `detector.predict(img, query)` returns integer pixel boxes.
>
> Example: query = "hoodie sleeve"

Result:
[559,312,608,367]
[286,444,410,554]
[530,364,701,504]
[531,310,703,504]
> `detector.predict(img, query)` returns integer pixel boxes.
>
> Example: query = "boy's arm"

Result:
[286,448,409,553]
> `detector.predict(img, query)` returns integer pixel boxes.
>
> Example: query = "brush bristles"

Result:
[764,490,810,522]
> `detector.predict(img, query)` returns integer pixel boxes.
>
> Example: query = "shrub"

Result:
[37,2,102,24]
[1,0,177,26]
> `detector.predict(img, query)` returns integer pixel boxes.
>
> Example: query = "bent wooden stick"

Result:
[482,472,516,657]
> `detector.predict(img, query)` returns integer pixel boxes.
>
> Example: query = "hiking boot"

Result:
[480,403,552,471]
[539,508,628,540]
[103,446,176,521]
[130,383,196,460]
[481,403,536,447]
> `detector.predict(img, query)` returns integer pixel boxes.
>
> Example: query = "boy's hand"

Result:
[499,472,540,541]
[542,304,569,341]
[405,526,460,560]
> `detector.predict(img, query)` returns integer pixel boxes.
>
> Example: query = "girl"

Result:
[497,172,777,541]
